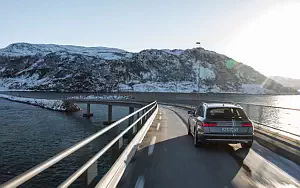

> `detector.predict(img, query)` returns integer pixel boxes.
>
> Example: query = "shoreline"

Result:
[1,90,300,96]
[0,94,80,112]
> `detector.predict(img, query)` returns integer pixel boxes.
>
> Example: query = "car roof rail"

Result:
[235,103,242,108]
[202,102,208,107]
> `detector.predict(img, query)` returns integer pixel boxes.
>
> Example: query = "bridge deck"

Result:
[118,106,299,188]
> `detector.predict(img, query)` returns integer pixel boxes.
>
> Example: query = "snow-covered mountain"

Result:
[0,43,298,94]
[270,76,300,90]
[0,43,130,60]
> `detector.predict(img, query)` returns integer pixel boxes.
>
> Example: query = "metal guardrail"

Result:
[252,121,300,138]
[160,102,300,138]
[1,101,158,188]
[194,99,300,111]
[236,103,300,138]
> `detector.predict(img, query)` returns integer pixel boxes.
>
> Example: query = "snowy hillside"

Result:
[0,43,130,60]
[0,43,298,94]
[0,94,80,112]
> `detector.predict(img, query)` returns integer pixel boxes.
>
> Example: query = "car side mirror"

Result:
[188,110,195,114]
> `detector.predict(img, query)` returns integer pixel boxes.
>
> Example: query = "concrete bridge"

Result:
[64,99,147,119]
[1,100,299,188]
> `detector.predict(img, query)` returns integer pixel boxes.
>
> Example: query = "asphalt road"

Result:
[118,106,300,188]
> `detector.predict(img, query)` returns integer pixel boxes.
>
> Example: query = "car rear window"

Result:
[206,107,247,119]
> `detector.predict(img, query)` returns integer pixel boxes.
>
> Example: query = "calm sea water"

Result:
[0,95,133,187]
[0,92,300,187]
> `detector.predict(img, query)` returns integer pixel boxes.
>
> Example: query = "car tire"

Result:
[194,129,202,147]
[187,122,192,136]
[241,141,253,148]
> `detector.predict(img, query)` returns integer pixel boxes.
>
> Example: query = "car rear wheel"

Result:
[241,141,253,148]
[194,129,202,147]
[187,123,192,136]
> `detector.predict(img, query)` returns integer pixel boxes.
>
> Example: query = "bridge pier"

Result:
[83,103,94,118]
[108,105,112,124]
[103,105,115,125]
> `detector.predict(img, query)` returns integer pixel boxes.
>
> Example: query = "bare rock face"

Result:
[62,101,80,112]
[0,43,298,94]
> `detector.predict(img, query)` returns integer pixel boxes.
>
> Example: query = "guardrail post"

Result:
[111,127,123,165]
[137,112,141,130]
[147,107,151,118]
[142,109,146,123]
[85,160,98,186]
[127,107,135,142]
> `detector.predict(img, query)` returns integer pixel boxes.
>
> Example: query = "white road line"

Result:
[134,175,145,188]
[148,136,156,156]
[156,123,161,130]
[159,115,162,120]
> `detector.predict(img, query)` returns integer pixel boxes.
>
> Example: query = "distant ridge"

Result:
[270,76,300,90]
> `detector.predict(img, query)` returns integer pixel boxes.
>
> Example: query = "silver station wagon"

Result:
[188,103,254,148]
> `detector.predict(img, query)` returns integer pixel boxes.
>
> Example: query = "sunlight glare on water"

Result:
[271,95,300,109]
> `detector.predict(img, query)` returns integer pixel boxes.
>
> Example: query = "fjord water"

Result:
[0,95,130,187]
[0,92,299,187]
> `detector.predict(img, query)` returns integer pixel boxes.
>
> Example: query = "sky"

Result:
[1,0,300,78]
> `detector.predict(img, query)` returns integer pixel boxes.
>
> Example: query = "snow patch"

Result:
[66,95,133,100]
[240,84,268,94]
[0,67,6,72]
[0,74,51,90]
[199,67,215,79]
[122,81,221,93]
[0,94,80,112]
[119,84,133,91]
[0,43,130,60]
[192,63,216,79]
[162,49,185,56]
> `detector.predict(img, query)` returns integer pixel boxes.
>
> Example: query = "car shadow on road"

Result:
[118,135,251,188]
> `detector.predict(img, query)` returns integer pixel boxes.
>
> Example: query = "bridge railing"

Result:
[160,101,300,138]
[1,101,158,188]
[234,102,300,138]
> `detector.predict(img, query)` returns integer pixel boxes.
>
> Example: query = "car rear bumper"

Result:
[198,134,253,144]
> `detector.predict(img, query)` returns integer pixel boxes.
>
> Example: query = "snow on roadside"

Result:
[66,95,133,100]
[0,94,80,112]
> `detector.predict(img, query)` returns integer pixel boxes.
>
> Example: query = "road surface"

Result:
[118,105,300,188]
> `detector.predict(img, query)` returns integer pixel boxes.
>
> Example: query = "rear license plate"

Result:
[221,127,239,132]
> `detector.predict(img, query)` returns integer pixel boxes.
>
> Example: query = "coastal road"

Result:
[118,106,300,188]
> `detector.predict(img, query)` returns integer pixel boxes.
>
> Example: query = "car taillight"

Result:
[242,122,252,127]
[202,122,217,126]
